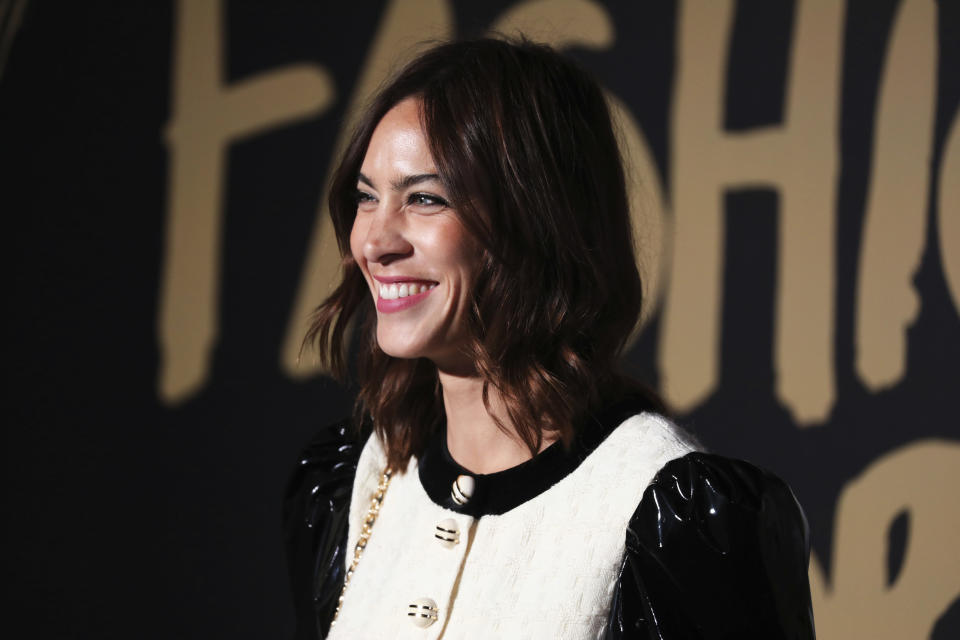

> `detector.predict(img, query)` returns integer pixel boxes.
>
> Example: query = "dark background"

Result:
[4,1,958,638]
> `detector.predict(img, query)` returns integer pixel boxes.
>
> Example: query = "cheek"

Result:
[449,236,483,287]
[429,220,480,277]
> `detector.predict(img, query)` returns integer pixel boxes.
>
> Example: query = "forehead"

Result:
[376,97,422,133]
[361,98,436,175]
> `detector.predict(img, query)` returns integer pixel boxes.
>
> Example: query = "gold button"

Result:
[451,474,475,505]
[407,597,439,628]
[434,518,460,548]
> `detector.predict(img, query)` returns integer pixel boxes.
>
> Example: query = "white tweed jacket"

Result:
[328,412,695,640]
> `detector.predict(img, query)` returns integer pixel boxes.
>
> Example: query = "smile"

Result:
[375,280,437,313]
[378,282,437,299]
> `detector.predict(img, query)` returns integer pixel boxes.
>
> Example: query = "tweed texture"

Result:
[330,413,695,640]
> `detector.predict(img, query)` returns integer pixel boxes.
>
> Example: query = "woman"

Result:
[284,38,815,639]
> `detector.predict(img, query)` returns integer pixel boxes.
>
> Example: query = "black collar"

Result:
[417,396,655,516]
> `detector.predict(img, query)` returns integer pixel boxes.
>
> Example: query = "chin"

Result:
[375,330,430,361]
[378,346,420,360]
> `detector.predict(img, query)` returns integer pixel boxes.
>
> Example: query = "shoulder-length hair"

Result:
[308,37,658,472]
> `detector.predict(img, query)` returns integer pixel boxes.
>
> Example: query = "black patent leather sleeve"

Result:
[605,452,816,639]
[283,420,361,640]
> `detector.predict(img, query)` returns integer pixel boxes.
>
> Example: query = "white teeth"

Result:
[378,282,436,300]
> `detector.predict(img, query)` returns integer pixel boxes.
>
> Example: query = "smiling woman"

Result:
[350,98,479,371]
[284,37,815,640]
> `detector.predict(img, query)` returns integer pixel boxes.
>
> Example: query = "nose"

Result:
[358,203,413,266]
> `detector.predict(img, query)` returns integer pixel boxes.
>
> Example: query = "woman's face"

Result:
[350,97,479,373]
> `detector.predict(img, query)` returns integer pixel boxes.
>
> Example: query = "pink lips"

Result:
[373,276,438,313]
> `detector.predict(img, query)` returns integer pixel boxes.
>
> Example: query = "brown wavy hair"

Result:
[307,37,660,471]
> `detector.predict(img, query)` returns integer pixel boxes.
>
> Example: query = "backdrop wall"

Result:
[4,0,959,638]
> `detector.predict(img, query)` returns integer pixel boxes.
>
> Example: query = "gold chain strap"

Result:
[330,467,393,626]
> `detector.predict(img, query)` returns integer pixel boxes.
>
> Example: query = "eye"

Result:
[408,192,450,208]
[355,189,378,209]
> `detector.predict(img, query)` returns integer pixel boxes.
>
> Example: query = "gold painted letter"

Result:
[810,441,960,638]
[937,107,959,315]
[160,0,334,402]
[663,0,842,423]
[855,0,936,391]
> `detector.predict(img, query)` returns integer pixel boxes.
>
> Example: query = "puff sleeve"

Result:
[282,420,361,640]
[605,452,816,639]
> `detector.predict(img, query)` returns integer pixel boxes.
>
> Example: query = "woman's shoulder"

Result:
[577,410,700,491]
[632,450,810,555]
[642,450,804,514]
[604,410,701,458]
[283,418,368,640]
[284,418,365,506]
[607,449,815,639]
[594,408,803,529]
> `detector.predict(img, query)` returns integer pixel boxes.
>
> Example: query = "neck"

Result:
[437,370,554,475]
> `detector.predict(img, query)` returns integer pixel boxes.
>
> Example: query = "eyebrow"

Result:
[357,172,442,192]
